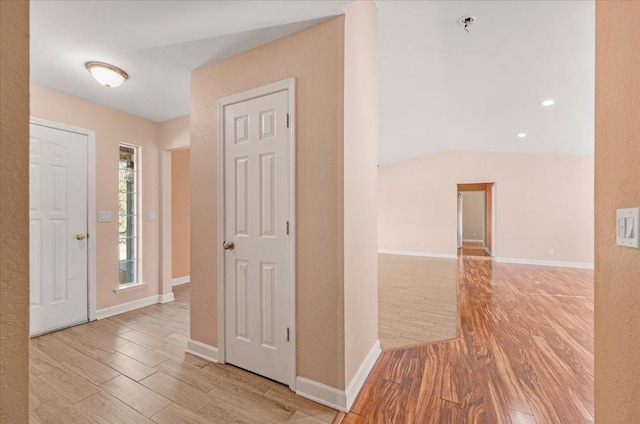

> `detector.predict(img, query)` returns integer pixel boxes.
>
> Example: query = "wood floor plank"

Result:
[208,381,296,423]
[100,374,172,418]
[115,341,170,367]
[37,366,100,404]
[76,391,154,424]
[61,353,121,385]
[140,371,211,412]
[31,397,96,424]
[96,351,158,382]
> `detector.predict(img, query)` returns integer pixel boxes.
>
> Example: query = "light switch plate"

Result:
[98,211,112,223]
[148,211,156,222]
[616,207,640,248]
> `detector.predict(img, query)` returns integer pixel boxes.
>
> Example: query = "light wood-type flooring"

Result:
[379,254,458,349]
[29,284,338,424]
[347,256,594,423]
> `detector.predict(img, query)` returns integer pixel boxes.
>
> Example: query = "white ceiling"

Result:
[30,1,351,122]
[378,0,595,164]
[31,1,595,161]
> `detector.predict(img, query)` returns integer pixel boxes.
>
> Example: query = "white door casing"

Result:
[30,123,91,336]
[222,87,293,385]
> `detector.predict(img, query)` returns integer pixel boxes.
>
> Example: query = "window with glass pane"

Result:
[119,145,139,285]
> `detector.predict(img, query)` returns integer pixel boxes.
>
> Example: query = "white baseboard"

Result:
[495,257,594,269]
[378,249,457,259]
[296,339,381,413]
[462,239,484,243]
[96,295,160,320]
[172,275,190,286]
[187,339,219,363]
[159,292,175,303]
[296,377,347,412]
[345,340,381,411]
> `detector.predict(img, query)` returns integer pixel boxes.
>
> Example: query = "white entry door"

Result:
[30,123,89,336]
[223,90,292,384]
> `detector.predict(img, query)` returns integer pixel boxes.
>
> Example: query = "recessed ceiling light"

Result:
[541,99,555,106]
[86,62,128,88]
[517,132,527,138]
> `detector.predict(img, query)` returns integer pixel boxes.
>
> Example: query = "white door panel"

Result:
[30,124,88,336]
[224,90,291,384]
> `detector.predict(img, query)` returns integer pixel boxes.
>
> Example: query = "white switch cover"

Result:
[616,208,640,248]
[148,211,156,222]
[98,211,112,223]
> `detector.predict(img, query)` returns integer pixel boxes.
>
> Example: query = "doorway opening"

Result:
[457,182,495,258]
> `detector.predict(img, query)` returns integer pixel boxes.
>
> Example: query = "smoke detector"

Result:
[459,15,476,33]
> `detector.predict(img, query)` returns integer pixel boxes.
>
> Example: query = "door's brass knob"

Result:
[223,241,234,250]
[76,234,86,240]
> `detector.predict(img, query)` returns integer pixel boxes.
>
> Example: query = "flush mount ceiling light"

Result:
[85,62,128,88]
[541,99,556,106]
[517,132,527,138]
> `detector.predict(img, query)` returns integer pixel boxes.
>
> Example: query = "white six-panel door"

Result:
[223,90,291,384]
[30,124,89,336]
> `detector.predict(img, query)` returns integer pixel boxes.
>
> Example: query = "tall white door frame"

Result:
[29,117,97,326]
[217,78,297,389]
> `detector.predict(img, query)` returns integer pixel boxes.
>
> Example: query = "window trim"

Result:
[118,143,143,288]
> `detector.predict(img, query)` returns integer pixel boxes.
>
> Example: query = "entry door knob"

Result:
[223,241,235,250]
[76,234,86,240]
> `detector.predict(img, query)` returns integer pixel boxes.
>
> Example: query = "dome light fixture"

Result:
[517,132,527,138]
[86,62,128,88]
[541,99,555,106]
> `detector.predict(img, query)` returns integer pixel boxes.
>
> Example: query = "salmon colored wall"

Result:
[191,17,346,388]
[0,1,30,421]
[379,151,594,265]
[30,84,161,309]
[171,149,190,279]
[158,115,190,151]
[486,183,494,252]
[460,191,485,241]
[343,0,379,387]
[595,1,640,422]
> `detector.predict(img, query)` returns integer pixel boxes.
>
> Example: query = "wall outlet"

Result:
[148,211,157,222]
[549,249,555,255]
[98,211,112,223]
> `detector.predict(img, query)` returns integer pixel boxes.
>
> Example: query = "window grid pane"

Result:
[118,145,139,285]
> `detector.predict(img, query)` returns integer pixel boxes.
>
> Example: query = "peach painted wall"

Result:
[343,0,379,387]
[0,1,30,421]
[595,1,640,422]
[171,149,190,279]
[158,115,189,151]
[191,17,346,388]
[461,191,484,241]
[30,84,161,309]
[379,151,594,265]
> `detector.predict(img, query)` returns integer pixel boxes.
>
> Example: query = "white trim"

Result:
[187,339,219,363]
[30,117,98,322]
[296,378,347,412]
[484,247,493,256]
[96,295,160,320]
[172,275,191,286]
[345,340,381,411]
[114,282,147,293]
[217,78,297,389]
[495,257,594,269]
[462,239,484,243]
[378,249,457,259]
[159,292,175,303]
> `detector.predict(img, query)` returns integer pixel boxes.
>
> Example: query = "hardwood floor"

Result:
[347,256,594,423]
[379,254,457,349]
[458,241,491,257]
[29,284,337,424]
